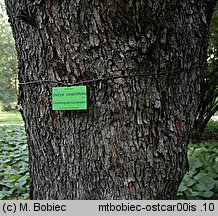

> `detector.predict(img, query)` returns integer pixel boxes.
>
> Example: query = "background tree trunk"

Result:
[192,3,218,141]
[5,0,216,199]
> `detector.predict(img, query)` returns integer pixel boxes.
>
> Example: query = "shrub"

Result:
[177,142,218,199]
[202,119,218,140]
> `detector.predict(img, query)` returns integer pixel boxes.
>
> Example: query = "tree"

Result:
[5,0,217,199]
[192,3,218,140]
[0,0,17,109]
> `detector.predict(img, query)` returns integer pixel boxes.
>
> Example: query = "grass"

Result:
[0,111,23,125]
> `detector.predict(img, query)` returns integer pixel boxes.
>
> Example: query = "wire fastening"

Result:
[19,65,204,87]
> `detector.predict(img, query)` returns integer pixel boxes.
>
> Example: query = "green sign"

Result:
[52,86,87,110]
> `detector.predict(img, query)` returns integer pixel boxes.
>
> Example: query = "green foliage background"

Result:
[0,0,18,108]
[177,142,218,199]
[0,126,29,199]
[210,3,218,49]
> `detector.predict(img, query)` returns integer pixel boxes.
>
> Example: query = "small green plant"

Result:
[0,125,29,199]
[177,142,218,199]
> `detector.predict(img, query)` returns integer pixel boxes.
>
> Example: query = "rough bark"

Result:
[5,0,216,199]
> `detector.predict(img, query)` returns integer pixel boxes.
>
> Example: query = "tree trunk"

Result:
[192,51,218,141]
[5,0,216,199]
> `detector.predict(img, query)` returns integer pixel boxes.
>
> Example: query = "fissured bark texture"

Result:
[5,0,216,199]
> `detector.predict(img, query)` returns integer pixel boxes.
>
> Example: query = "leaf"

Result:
[11,186,20,192]
[178,184,188,192]
[212,164,218,173]
[191,148,205,158]
[0,189,13,198]
[192,161,203,169]
[0,193,6,199]
[184,188,194,197]
[190,191,200,197]
[9,174,22,180]
[194,173,207,180]
[185,177,196,187]
[200,190,214,198]
[207,172,218,179]
[193,183,205,192]
[198,176,215,191]
[214,181,218,192]
[18,176,28,186]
